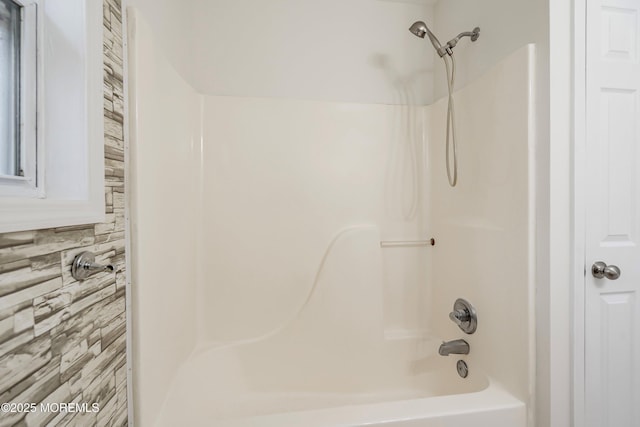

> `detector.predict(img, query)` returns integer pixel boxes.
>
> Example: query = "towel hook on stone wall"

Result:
[71,251,114,281]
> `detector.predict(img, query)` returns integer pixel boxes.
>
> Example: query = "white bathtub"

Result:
[212,385,525,427]
[150,225,526,426]
[155,341,525,427]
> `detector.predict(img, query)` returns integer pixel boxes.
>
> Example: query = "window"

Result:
[0,0,20,177]
[0,0,105,233]
[0,0,37,197]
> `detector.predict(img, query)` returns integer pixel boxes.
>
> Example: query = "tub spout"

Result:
[438,339,470,356]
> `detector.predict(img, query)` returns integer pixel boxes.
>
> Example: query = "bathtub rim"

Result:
[159,374,525,427]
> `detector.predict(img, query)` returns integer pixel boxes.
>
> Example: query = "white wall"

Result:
[428,45,535,418]
[546,1,572,426]
[432,0,547,100]
[125,0,438,105]
[127,11,200,426]
[125,0,197,86]
[190,0,436,105]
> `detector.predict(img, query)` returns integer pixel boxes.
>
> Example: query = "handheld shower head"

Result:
[409,21,428,38]
[409,21,446,57]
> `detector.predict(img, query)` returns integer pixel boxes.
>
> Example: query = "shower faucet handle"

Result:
[71,251,115,281]
[449,309,470,326]
[448,298,477,334]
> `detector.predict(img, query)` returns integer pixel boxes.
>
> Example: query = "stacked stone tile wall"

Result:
[0,0,128,425]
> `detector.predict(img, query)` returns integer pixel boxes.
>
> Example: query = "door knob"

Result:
[591,261,621,280]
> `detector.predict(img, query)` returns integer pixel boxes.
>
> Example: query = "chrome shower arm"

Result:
[445,27,481,51]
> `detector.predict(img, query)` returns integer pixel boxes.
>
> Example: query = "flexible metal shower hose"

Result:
[443,54,457,187]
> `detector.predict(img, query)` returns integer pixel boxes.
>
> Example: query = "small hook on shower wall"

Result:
[71,251,115,281]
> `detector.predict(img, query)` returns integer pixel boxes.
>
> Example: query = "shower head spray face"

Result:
[409,21,428,38]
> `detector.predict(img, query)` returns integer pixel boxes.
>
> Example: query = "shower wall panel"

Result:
[128,10,201,426]
[428,45,535,414]
[200,97,431,343]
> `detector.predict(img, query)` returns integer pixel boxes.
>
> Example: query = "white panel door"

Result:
[585,0,640,426]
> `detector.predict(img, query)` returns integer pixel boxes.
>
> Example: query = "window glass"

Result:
[0,0,20,177]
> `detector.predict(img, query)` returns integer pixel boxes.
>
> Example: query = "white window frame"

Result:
[0,0,39,197]
[0,0,105,233]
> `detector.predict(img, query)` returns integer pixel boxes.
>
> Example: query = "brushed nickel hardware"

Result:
[409,21,480,58]
[591,261,621,280]
[71,251,114,281]
[438,339,470,356]
[456,360,469,378]
[449,298,477,334]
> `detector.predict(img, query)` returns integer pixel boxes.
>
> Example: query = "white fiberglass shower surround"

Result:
[127,1,537,426]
